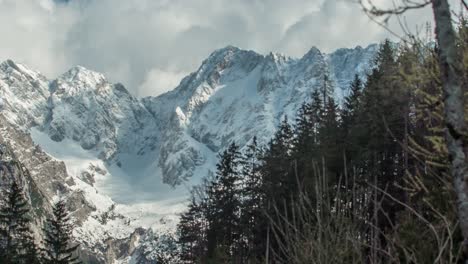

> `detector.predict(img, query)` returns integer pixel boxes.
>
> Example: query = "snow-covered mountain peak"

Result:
[62,65,106,82]
[0,60,49,128]
[208,45,240,57]
[265,52,293,68]
[141,43,380,187]
[0,59,45,81]
[52,65,107,95]
[327,43,379,100]
[0,60,25,74]
[195,46,263,85]
[301,46,323,60]
[330,43,378,58]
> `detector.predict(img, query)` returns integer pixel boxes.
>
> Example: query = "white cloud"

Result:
[0,0,75,77]
[0,0,456,97]
[139,68,187,97]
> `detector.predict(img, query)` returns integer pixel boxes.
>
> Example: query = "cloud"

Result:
[0,0,452,97]
[0,0,74,77]
[139,68,187,97]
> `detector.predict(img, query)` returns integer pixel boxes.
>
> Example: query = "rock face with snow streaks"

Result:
[143,44,378,186]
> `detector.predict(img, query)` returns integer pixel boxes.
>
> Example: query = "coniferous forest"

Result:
[176,22,468,263]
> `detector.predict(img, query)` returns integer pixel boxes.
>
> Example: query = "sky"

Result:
[0,0,457,97]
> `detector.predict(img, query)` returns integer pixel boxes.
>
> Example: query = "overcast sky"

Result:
[0,0,456,97]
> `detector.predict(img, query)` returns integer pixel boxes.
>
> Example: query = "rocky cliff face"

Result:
[45,66,160,161]
[0,61,157,263]
[0,43,378,262]
[143,44,378,186]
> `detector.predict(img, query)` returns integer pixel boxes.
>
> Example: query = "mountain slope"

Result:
[143,44,378,186]
[0,43,378,262]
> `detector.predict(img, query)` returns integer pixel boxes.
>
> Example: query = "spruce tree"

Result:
[352,40,409,257]
[310,89,323,145]
[239,137,265,262]
[178,197,206,263]
[321,74,334,105]
[43,200,80,264]
[261,116,294,206]
[341,74,363,164]
[319,97,341,177]
[22,238,42,264]
[341,74,362,134]
[0,179,40,264]
[292,95,323,198]
[205,143,242,261]
[294,102,314,159]
[259,117,296,261]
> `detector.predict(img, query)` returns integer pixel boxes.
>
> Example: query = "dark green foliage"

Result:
[205,143,243,260]
[177,34,467,263]
[294,102,315,155]
[341,74,363,169]
[0,180,41,264]
[0,152,82,263]
[178,197,206,263]
[261,116,294,204]
[239,137,266,262]
[341,74,362,138]
[43,200,80,264]
[318,96,341,177]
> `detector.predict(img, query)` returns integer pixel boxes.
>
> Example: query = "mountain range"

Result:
[0,43,378,263]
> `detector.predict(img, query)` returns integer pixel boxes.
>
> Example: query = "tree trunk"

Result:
[431,0,468,257]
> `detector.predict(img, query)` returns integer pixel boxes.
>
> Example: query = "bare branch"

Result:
[360,0,431,16]
[462,0,468,11]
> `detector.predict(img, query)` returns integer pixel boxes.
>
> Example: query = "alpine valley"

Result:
[0,44,378,263]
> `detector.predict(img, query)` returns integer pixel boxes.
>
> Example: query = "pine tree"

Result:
[319,97,341,177]
[292,91,325,198]
[310,89,323,145]
[341,74,362,133]
[0,179,40,264]
[22,238,42,264]
[205,143,242,261]
[43,200,80,264]
[341,74,363,168]
[294,102,314,155]
[276,116,294,153]
[322,74,333,105]
[239,137,265,262]
[258,117,296,261]
[261,116,295,206]
[178,197,206,263]
[350,40,410,258]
